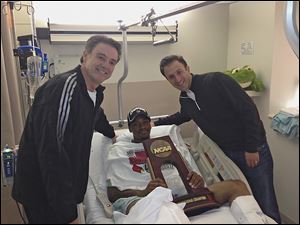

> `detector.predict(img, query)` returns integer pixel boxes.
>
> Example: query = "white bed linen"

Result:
[113,187,190,224]
[111,187,275,224]
[83,132,114,224]
[84,185,114,224]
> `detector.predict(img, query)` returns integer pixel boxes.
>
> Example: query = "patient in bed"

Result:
[105,107,275,223]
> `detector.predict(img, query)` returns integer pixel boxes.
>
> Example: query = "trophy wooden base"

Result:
[173,187,220,217]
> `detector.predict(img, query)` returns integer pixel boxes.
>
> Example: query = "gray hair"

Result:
[80,35,121,63]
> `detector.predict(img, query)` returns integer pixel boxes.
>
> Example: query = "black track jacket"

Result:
[12,65,115,223]
[155,72,266,153]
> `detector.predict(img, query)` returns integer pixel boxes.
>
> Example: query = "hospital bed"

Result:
[80,125,275,224]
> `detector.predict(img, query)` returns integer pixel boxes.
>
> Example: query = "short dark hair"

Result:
[159,55,188,76]
[80,35,122,63]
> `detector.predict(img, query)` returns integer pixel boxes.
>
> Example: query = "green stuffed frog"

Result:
[224,65,265,92]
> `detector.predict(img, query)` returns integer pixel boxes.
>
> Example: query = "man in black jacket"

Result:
[154,55,281,224]
[12,35,121,224]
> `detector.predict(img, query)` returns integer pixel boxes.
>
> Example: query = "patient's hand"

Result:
[187,171,204,188]
[143,178,167,196]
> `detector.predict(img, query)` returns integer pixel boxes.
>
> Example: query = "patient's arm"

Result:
[107,186,144,203]
[207,180,250,205]
[107,178,167,203]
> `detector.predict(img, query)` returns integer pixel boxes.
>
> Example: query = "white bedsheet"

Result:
[113,187,190,224]
[84,132,114,224]
[110,187,273,224]
[84,185,114,224]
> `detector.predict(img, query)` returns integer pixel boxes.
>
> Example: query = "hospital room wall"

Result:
[38,42,199,137]
[38,4,229,138]
[227,1,299,223]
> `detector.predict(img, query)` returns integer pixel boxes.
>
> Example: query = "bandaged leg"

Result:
[231,195,277,224]
[207,180,250,205]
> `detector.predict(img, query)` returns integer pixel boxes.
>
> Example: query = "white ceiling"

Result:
[33,1,197,26]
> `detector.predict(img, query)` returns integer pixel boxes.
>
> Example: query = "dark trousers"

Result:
[223,143,281,224]
[23,204,64,224]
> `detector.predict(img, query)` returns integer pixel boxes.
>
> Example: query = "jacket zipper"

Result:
[180,96,201,111]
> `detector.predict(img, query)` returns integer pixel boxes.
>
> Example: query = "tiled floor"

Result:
[1,185,23,224]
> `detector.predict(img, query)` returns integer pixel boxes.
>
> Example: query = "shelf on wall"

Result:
[246,91,262,97]
[41,23,178,44]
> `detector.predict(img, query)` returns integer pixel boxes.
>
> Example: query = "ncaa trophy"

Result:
[143,135,219,217]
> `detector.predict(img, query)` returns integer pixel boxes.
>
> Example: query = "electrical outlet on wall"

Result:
[241,41,254,55]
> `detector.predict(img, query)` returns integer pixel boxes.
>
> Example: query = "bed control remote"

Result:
[89,176,113,218]
[96,191,113,218]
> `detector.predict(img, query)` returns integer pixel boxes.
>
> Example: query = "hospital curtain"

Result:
[1,2,25,149]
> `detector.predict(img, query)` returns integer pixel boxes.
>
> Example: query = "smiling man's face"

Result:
[83,43,119,86]
[163,60,192,91]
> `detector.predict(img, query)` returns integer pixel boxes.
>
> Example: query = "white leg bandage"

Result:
[230,195,277,224]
